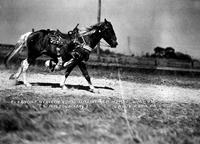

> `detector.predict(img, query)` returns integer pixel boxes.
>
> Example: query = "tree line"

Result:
[146,47,192,62]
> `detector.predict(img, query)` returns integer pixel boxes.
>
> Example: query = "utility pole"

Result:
[127,36,134,56]
[127,36,131,54]
[97,0,101,60]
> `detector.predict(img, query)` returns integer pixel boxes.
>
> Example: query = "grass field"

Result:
[1,44,200,144]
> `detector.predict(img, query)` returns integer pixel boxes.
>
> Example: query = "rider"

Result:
[62,29,93,78]
[54,25,80,70]
[48,24,92,71]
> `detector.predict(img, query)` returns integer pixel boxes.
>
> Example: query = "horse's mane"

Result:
[86,22,104,31]
[79,22,104,35]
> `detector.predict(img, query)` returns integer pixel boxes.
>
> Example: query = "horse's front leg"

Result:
[78,62,95,92]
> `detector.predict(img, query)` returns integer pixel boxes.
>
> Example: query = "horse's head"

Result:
[100,19,118,48]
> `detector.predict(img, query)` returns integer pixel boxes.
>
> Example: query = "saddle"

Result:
[49,24,80,47]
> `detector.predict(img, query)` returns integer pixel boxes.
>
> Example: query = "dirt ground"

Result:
[1,66,200,144]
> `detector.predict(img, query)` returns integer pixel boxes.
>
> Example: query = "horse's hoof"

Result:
[90,88,100,93]
[89,85,96,93]
[89,88,95,93]
[24,83,32,87]
[60,83,67,90]
[9,74,16,80]
[62,85,67,90]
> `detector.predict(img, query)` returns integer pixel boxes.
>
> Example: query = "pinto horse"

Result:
[5,19,118,91]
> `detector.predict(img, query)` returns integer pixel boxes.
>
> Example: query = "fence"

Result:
[1,43,200,70]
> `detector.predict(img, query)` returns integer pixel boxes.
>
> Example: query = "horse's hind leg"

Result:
[9,58,27,79]
[21,58,31,87]
[78,62,95,92]
[9,58,31,87]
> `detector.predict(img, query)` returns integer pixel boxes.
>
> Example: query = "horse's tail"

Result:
[4,32,32,68]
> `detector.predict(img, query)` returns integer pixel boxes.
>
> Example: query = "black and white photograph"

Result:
[0,0,200,143]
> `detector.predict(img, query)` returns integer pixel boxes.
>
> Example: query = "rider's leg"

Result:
[78,62,95,92]
[60,48,85,89]
[60,57,79,89]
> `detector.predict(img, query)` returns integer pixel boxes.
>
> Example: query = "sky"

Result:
[0,0,200,58]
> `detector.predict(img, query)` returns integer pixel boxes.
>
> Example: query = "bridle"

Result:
[77,22,112,49]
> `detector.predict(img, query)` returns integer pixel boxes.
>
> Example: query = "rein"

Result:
[76,27,99,52]
[100,41,111,48]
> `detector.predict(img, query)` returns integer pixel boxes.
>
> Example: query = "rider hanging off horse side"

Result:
[48,23,96,71]
[47,24,80,71]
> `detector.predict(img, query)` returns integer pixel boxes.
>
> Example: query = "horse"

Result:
[5,19,118,92]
